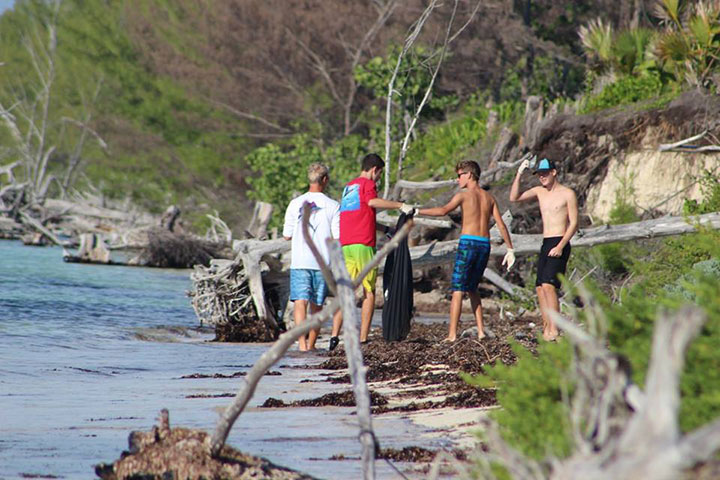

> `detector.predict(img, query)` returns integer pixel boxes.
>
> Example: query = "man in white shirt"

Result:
[282,163,340,351]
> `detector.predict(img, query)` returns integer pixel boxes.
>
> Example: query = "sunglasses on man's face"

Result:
[457,171,469,178]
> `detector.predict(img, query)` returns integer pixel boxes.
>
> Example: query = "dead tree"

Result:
[0,0,106,235]
[410,211,720,268]
[383,0,482,197]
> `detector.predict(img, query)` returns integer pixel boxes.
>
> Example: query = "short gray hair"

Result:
[308,163,329,184]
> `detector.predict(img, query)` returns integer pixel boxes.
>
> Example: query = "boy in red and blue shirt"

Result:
[329,153,415,350]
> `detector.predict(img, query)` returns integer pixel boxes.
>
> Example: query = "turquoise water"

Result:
[0,240,430,479]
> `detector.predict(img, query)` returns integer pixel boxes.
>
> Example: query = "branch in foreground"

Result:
[209,220,413,463]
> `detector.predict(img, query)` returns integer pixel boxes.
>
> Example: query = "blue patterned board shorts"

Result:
[451,235,491,292]
[290,269,329,305]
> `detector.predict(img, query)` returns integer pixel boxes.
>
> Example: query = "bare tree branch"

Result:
[211,99,292,133]
[383,0,440,197]
[395,0,458,183]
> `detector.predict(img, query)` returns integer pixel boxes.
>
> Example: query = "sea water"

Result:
[0,240,439,479]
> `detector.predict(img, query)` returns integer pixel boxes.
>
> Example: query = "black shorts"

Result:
[536,237,571,289]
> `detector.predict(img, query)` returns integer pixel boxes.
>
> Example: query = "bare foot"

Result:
[442,336,456,343]
[542,330,559,342]
[477,333,486,341]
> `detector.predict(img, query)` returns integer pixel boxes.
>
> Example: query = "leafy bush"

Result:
[580,72,665,113]
[354,44,457,120]
[245,133,367,227]
[471,197,720,460]
[499,55,584,103]
[404,109,488,177]
[594,174,640,275]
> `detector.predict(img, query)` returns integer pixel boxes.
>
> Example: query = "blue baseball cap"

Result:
[534,158,556,174]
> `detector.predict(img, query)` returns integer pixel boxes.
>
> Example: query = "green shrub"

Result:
[580,72,664,113]
[466,340,574,460]
[592,175,640,276]
[471,223,720,460]
[245,133,367,227]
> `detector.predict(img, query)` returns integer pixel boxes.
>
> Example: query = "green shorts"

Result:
[342,244,377,293]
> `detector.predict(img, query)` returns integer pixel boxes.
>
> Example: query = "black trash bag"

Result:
[382,212,414,342]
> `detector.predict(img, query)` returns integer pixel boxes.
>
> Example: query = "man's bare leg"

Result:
[331,310,342,337]
[446,291,464,342]
[468,292,485,340]
[538,284,560,341]
[359,289,375,342]
[294,299,309,351]
[306,303,322,350]
[536,286,549,333]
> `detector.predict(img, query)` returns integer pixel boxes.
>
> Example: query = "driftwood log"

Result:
[192,212,720,332]
[410,211,720,268]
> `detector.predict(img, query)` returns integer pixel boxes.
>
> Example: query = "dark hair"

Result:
[361,153,385,172]
[455,160,481,181]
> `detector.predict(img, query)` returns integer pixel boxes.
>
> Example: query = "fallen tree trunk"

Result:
[410,211,720,267]
[193,212,720,331]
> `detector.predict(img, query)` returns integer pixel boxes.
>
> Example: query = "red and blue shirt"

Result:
[339,177,378,247]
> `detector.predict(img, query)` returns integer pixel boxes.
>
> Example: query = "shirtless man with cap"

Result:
[509,157,578,341]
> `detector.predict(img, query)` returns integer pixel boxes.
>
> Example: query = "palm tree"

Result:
[652,0,720,87]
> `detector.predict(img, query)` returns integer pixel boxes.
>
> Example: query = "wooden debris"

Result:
[96,409,316,480]
[410,211,720,267]
[64,233,111,264]
[190,238,289,341]
[244,201,274,239]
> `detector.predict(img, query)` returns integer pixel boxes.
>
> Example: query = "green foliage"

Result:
[683,169,720,215]
[580,72,666,113]
[653,0,720,87]
[475,237,720,460]
[404,106,488,177]
[631,229,720,295]
[245,133,366,227]
[594,173,640,275]
[466,341,574,460]
[498,55,584,104]
[354,44,457,119]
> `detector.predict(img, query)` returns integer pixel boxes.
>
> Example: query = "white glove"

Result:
[517,159,530,176]
[502,248,516,271]
[400,203,416,215]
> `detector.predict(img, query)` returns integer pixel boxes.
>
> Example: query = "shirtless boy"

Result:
[418,160,515,342]
[509,157,578,341]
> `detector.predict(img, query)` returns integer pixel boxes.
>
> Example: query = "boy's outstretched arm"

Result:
[418,193,462,217]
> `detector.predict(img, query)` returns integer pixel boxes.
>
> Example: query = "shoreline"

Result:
[96,302,541,479]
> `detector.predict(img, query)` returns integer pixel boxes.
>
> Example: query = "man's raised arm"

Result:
[509,158,537,203]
